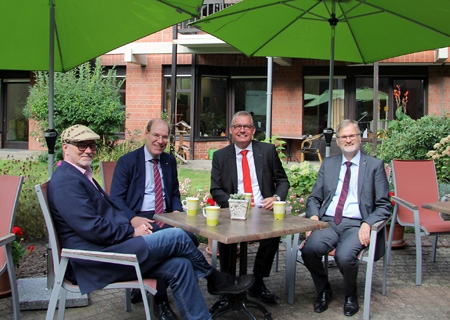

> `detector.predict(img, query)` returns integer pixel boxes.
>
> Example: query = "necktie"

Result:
[334,161,352,225]
[150,159,165,228]
[240,150,253,202]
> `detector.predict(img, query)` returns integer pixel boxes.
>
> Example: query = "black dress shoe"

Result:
[314,286,332,313]
[247,281,279,304]
[343,291,359,316]
[207,269,254,295]
[130,289,143,304]
[154,300,179,320]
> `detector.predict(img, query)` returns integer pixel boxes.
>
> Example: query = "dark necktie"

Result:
[240,150,253,193]
[150,159,164,228]
[334,161,352,225]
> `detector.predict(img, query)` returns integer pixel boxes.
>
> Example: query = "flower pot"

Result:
[386,222,406,249]
[228,199,249,220]
[0,270,12,298]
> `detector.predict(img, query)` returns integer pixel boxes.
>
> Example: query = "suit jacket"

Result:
[110,146,183,221]
[306,152,392,260]
[48,161,151,294]
[211,140,290,207]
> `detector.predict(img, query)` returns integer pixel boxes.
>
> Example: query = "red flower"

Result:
[26,245,35,254]
[206,198,216,206]
[389,191,396,206]
[12,226,23,237]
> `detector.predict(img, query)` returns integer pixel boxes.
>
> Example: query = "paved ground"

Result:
[2,154,450,319]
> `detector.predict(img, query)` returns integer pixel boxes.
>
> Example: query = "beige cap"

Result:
[61,124,100,143]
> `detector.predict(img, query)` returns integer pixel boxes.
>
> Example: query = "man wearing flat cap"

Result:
[48,124,254,320]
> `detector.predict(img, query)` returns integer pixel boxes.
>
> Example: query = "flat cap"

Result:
[61,124,100,143]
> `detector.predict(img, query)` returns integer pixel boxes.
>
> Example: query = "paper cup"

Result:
[273,201,286,220]
[202,206,220,226]
[182,197,199,216]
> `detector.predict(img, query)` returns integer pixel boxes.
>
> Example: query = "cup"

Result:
[182,197,199,216]
[273,201,286,220]
[202,206,221,226]
[244,192,253,210]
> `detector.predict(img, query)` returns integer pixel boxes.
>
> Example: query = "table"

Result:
[422,200,450,215]
[154,208,328,318]
[277,135,306,163]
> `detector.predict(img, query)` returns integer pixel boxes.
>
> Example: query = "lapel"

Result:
[137,146,147,190]
[329,156,341,196]
[227,145,238,192]
[357,153,368,198]
[160,153,170,190]
[252,141,264,188]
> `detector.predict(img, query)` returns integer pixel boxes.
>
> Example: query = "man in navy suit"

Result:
[110,119,198,319]
[211,111,290,304]
[49,124,254,320]
[301,119,391,316]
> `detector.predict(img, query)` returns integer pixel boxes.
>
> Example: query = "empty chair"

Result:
[35,181,157,320]
[387,160,450,285]
[300,134,323,163]
[0,175,23,320]
[100,161,117,195]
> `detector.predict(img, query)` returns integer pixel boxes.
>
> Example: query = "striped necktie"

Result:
[150,159,165,228]
[334,161,352,225]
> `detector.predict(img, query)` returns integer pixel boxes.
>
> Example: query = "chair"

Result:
[387,159,450,286]
[35,181,157,320]
[0,175,23,320]
[300,134,323,163]
[100,161,117,195]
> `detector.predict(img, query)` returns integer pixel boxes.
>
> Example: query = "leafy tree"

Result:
[24,59,125,158]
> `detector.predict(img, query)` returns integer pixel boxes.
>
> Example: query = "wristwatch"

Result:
[273,194,281,201]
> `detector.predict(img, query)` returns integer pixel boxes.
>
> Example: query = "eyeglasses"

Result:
[231,124,254,131]
[337,134,360,141]
[151,133,169,141]
[67,142,97,151]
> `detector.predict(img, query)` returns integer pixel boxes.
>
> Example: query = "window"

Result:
[199,76,227,137]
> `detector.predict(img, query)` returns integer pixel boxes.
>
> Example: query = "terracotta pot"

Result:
[386,222,407,249]
[0,270,12,298]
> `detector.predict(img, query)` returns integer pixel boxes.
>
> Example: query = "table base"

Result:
[210,293,272,320]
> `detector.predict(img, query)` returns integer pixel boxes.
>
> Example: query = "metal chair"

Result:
[100,161,117,195]
[35,181,157,320]
[300,134,323,163]
[388,159,450,286]
[0,175,23,320]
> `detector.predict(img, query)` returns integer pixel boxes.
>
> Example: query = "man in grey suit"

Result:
[301,119,391,316]
[211,111,290,303]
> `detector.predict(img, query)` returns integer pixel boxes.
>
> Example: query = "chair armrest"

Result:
[0,233,15,246]
[61,248,139,266]
[371,218,391,232]
[391,195,418,210]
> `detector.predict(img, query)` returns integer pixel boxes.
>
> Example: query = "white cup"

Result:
[273,201,286,220]
[202,206,221,226]
[182,197,199,216]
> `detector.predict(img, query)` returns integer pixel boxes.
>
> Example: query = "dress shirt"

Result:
[235,143,263,206]
[325,151,362,220]
[140,147,166,212]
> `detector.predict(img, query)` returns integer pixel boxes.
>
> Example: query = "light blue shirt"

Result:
[325,152,362,220]
[140,147,166,212]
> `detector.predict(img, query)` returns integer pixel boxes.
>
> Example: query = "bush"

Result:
[427,135,450,183]
[285,161,320,197]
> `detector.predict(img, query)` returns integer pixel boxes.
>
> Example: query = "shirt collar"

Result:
[234,142,253,155]
[341,151,361,166]
[144,146,160,162]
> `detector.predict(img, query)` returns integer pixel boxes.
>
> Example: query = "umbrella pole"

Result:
[48,3,55,179]
[266,57,273,139]
[326,2,338,157]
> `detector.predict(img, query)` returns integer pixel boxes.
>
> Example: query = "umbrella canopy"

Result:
[305,88,388,107]
[0,0,202,72]
[0,0,202,177]
[192,0,450,155]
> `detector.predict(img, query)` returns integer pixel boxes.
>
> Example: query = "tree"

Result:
[24,59,125,158]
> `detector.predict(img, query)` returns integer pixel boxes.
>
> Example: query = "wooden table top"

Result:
[154,208,328,244]
[422,201,450,215]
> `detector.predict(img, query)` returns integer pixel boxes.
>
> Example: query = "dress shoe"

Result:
[314,286,332,313]
[207,269,254,295]
[154,300,179,320]
[130,289,143,304]
[247,281,279,304]
[343,291,359,316]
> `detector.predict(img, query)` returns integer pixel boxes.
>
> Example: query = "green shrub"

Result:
[285,161,320,198]
[427,135,450,183]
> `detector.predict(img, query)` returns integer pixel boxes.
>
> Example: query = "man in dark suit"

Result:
[210,111,290,304]
[49,124,254,320]
[110,119,198,319]
[301,119,391,316]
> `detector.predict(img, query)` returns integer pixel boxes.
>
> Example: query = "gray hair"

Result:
[230,111,254,127]
[336,119,361,136]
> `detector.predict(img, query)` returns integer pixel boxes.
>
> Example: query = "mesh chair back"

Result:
[100,161,117,196]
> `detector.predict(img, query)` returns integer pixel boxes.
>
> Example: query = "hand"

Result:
[261,196,278,210]
[130,216,154,229]
[133,224,152,237]
[305,215,319,238]
[358,222,371,246]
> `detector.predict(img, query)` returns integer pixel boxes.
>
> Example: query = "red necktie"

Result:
[334,161,352,225]
[240,150,253,197]
[150,159,165,228]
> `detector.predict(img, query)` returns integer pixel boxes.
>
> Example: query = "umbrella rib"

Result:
[158,0,201,16]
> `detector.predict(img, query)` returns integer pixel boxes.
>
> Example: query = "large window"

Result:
[199,76,227,138]
[165,76,192,126]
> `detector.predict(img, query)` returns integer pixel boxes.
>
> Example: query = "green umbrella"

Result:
[192,0,450,155]
[0,0,202,176]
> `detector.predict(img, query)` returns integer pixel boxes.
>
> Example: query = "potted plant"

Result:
[228,194,249,220]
